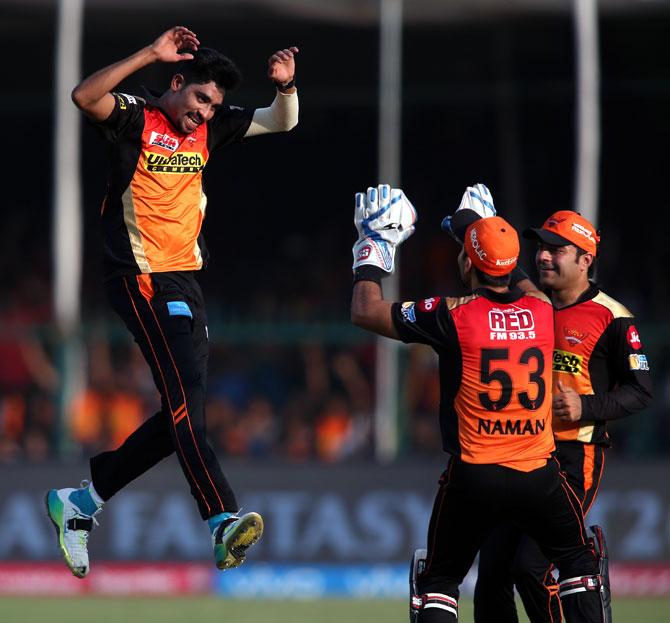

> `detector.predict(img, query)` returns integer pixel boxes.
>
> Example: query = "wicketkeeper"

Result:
[351,183,607,623]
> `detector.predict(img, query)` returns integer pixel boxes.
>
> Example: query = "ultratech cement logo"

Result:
[145,152,205,173]
[553,348,583,374]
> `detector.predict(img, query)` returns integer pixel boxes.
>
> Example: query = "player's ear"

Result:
[460,248,472,270]
[581,252,595,271]
[170,73,185,92]
[458,246,472,276]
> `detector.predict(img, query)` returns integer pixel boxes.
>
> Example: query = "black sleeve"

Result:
[581,317,653,422]
[94,92,146,142]
[391,296,457,349]
[207,105,254,152]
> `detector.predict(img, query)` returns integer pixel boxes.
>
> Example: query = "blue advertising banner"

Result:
[1,459,669,566]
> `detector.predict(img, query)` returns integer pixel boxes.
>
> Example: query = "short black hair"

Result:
[174,47,242,92]
[474,266,512,288]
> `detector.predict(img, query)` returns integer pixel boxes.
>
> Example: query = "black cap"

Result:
[522,228,574,247]
[441,209,482,244]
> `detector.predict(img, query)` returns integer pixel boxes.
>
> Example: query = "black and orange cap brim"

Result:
[522,227,574,248]
[441,209,482,242]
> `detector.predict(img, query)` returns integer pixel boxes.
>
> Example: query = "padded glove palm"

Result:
[352,184,417,273]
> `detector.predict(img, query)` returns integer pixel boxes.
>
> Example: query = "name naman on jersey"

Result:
[478,418,546,436]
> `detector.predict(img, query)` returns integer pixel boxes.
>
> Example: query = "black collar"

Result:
[473,286,525,304]
[556,284,600,310]
[140,86,162,105]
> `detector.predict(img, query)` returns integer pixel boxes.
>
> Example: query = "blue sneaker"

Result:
[213,512,264,570]
[45,484,101,578]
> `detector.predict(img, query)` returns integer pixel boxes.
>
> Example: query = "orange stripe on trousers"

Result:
[123,277,213,515]
[144,295,226,512]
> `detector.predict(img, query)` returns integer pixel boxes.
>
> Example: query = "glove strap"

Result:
[353,265,385,285]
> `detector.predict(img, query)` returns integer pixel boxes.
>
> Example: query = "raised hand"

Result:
[352,184,418,273]
[442,183,497,243]
[268,47,299,84]
[150,26,200,63]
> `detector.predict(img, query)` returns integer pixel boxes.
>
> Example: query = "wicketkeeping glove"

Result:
[352,184,417,273]
[441,182,496,243]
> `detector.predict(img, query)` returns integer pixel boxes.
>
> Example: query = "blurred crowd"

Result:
[1,268,669,464]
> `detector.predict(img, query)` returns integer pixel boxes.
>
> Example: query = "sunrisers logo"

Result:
[563,326,589,346]
[547,216,567,228]
[553,349,583,374]
[144,152,205,173]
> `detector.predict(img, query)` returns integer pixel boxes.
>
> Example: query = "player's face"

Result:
[535,243,586,290]
[170,78,225,134]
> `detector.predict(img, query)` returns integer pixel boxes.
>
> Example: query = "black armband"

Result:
[509,266,529,288]
[274,78,295,93]
[353,265,385,286]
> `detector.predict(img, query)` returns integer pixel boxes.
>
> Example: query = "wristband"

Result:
[274,78,295,93]
[353,265,385,286]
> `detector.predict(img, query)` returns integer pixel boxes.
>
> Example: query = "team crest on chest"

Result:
[563,326,589,346]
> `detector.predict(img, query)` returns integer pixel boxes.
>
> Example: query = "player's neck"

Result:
[551,281,590,309]
[472,281,509,296]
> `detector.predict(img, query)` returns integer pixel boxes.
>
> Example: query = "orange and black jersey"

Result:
[392,287,555,472]
[551,285,653,445]
[95,90,254,280]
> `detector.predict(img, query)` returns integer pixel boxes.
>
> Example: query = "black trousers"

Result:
[418,456,602,623]
[90,272,238,520]
[474,442,606,623]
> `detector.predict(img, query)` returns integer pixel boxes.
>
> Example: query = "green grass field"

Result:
[1,597,669,623]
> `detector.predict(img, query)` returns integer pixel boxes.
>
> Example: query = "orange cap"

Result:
[464,216,519,276]
[523,210,600,256]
